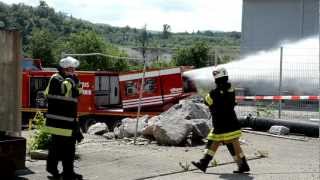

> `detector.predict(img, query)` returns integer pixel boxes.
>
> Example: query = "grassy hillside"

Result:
[0,1,240,50]
[0,1,240,69]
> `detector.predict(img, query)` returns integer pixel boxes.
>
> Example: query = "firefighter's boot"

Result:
[233,157,250,173]
[191,154,212,173]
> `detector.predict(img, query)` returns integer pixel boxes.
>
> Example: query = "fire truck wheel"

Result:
[81,118,97,133]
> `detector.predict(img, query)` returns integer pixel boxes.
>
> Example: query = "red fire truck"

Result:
[21,58,194,130]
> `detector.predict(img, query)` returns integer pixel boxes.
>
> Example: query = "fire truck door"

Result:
[95,76,120,107]
[95,76,110,107]
[109,76,120,104]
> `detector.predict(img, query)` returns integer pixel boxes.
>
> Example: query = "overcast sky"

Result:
[4,0,243,32]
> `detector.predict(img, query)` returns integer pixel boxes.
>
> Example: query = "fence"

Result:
[235,96,319,121]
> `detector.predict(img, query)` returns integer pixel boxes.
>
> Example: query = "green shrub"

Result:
[28,111,51,151]
[256,102,275,118]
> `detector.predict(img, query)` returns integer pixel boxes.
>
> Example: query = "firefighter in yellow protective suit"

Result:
[44,56,83,180]
[191,67,250,173]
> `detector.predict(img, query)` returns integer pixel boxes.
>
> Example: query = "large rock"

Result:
[149,99,211,145]
[182,94,204,104]
[142,115,161,137]
[191,118,210,140]
[102,132,116,139]
[162,101,210,120]
[114,96,211,145]
[118,115,149,138]
[113,126,123,139]
[153,116,193,146]
[87,122,109,135]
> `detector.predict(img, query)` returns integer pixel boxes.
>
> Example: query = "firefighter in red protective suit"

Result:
[44,56,83,180]
[191,67,250,173]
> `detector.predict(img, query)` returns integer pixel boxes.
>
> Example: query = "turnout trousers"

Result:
[47,135,76,176]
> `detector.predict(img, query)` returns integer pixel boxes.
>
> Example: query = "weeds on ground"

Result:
[27,111,51,152]
[255,102,276,118]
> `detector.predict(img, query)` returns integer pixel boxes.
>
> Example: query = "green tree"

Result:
[149,60,175,68]
[105,43,129,71]
[37,0,50,18]
[173,42,209,68]
[66,30,111,70]
[137,25,148,59]
[66,30,130,71]
[1,1,240,66]
[29,28,55,66]
[113,58,129,71]
[162,24,171,39]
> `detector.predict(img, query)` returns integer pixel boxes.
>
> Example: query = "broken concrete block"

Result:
[153,117,193,146]
[87,122,109,135]
[268,125,290,135]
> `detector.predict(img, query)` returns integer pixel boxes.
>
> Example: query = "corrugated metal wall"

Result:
[0,30,21,134]
[241,0,319,56]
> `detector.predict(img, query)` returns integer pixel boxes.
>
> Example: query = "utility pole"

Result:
[134,25,148,145]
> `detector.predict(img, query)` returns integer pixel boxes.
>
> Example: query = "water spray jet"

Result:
[183,37,319,96]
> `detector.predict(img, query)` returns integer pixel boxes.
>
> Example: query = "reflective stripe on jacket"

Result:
[207,129,241,141]
[205,83,241,136]
[44,73,78,137]
[44,73,64,96]
[205,93,213,106]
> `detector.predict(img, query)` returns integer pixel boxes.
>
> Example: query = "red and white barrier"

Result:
[236,96,320,101]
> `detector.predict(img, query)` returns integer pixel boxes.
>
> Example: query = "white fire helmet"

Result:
[59,56,80,68]
[213,67,228,79]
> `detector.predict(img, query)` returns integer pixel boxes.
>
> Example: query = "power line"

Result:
[62,52,143,61]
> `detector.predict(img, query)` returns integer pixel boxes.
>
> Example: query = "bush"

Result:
[256,102,275,118]
[28,111,51,151]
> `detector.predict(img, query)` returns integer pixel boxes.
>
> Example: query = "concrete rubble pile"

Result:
[89,95,213,146]
[87,122,109,135]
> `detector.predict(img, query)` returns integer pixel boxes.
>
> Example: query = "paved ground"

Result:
[17,132,320,180]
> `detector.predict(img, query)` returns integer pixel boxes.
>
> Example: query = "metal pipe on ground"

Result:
[238,115,319,138]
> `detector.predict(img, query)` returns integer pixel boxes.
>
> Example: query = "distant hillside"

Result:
[0,1,241,53]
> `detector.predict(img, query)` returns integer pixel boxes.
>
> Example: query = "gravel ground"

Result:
[18,131,320,180]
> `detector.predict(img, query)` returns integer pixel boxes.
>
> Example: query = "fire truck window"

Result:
[114,87,118,96]
[144,79,156,93]
[126,81,137,96]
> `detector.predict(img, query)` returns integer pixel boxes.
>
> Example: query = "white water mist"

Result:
[183,37,319,95]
